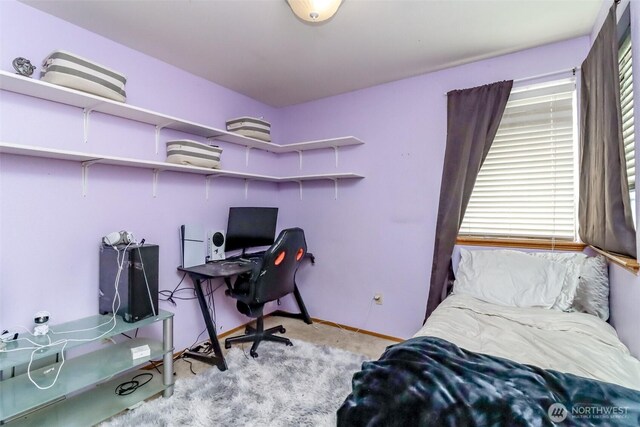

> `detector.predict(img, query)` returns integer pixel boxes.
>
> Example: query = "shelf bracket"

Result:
[80,159,101,197]
[152,169,163,198]
[244,179,250,199]
[82,104,101,144]
[205,174,218,200]
[155,121,174,154]
[245,147,253,168]
[297,150,303,170]
[205,135,223,144]
[297,181,303,200]
[331,178,339,200]
[333,146,339,168]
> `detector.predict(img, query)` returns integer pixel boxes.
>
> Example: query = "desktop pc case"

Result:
[99,244,159,323]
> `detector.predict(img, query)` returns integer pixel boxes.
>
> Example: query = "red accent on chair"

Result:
[224,228,308,358]
[296,248,304,261]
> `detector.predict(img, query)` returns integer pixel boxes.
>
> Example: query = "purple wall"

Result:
[0,1,283,348]
[5,0,636,359]
[276,37,590,339]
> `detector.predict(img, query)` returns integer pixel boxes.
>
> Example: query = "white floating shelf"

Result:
[281,172,364,181]
[0,71,363,153]
[270,136,364,153]
[0,142,364,184]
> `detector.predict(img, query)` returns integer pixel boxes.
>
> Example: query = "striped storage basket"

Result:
[166,140,222,169]
[41,50,127,102]
[226,116,271,142]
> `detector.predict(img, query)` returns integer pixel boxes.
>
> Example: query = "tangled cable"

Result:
[115,372,153,396]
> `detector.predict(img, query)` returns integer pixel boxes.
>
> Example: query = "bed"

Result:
[338,249,640,426]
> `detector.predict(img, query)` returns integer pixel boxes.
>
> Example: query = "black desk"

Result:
[178,260,254,371]
[178,256,313,371]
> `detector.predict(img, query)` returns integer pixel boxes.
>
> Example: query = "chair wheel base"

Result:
[225,319,291,355]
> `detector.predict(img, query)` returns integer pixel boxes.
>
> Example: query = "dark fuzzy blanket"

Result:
[338,337,640,426]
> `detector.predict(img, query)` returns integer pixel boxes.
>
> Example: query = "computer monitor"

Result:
[225,207,279,254]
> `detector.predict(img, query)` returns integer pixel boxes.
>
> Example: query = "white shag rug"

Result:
[104,339,367,427]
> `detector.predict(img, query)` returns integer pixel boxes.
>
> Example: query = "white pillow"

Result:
[571,255,609,320]
[529,252,586,311]
[453,248,567,308]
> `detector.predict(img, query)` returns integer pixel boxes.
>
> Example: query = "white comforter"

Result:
[415,294,640,391]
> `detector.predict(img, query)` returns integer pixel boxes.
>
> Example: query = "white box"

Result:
[131,344,151,360]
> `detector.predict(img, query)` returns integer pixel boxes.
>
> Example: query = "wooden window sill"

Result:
[588,245,640,275]
[456,236,586,251]
[456,237,640,274]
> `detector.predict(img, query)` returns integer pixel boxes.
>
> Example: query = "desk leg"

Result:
[184,276,228,371]
[271,284,313,324]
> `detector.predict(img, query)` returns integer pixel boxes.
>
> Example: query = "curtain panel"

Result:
[425,80,513,321]
[580,3,637,258]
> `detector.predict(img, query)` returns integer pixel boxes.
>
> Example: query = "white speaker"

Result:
[207,230,226,261]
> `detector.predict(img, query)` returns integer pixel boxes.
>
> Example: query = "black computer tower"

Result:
[99,244,159,323]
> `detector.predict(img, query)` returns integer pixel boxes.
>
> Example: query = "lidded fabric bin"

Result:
[166,140,222,169]
[41,50,127,102]
[226,117,271,142]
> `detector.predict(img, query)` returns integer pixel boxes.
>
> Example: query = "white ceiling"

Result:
[22,0,603,107]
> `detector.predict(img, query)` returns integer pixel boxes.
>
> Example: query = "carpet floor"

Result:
[103,339,367,427]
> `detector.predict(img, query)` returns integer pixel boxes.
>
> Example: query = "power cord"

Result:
[1,242,132,390]
[121,328,139,340]
[136,239,157,317]
[158,273,189,305]
[147,360,162,374]
[160,273,228,307]
[115,372,153,396]
[177,280,227,374]
[184,280,224,352]
[181,355,197,375]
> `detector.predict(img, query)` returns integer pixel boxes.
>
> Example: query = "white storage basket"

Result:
[41,50,127,102]
[166,140,222,169]
[226,116,271,142]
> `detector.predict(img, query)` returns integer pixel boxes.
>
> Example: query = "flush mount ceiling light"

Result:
[286,0,343,23]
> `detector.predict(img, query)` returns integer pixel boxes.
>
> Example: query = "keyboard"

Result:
[227,251,265,261]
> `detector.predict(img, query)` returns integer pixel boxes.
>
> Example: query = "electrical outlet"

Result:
[373,293,383,305]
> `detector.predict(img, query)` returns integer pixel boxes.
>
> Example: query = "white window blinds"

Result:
[619,32,635,194]
[459,80,577,240]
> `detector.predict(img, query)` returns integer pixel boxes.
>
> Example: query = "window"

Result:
[459,79,577,241]
[619,31,635,222]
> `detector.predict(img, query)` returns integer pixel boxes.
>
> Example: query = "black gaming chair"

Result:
[224,227,308,358]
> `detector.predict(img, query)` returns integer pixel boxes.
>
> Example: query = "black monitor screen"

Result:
[225,207,278,253]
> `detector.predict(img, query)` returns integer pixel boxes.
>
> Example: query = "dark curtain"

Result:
[580,3,636,258]
[425,80,513,321]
